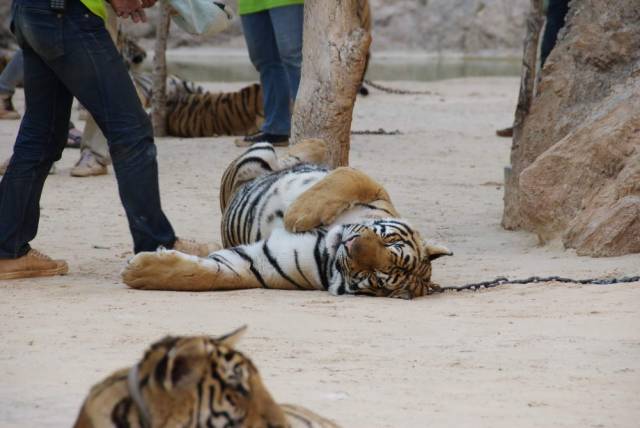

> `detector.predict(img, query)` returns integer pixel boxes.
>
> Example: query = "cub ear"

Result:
[164,339,209,391]
[216,325,248,348]
[423,242,453,261]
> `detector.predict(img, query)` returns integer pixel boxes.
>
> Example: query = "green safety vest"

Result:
[81,0,106,20]
[238,0,304,16]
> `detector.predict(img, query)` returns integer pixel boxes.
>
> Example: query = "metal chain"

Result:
[351,128,403,135]
[437,275,640,292]
[363,79,435,95]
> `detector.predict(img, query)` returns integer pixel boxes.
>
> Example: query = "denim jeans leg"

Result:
[0,48,72,258]
[269,5,304,102]
[47,4,175,253]
[541,0,570,67]
[241,11,292,136]
[0,0,176,256]
[0,49,24,96]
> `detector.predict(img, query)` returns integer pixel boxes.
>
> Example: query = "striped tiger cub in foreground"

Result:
[122,140,452,299]
[73,327,338,428]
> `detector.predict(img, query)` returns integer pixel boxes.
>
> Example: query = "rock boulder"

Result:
[503,0,640,257]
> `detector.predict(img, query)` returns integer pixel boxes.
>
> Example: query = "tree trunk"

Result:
[151,2,171,137]
[290,0,371,168]
[502,0,544,229]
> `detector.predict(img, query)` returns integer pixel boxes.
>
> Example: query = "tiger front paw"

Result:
[284,199,350,233]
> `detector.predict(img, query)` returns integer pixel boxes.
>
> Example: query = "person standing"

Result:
[495,0,570,138]
[0,49,22,120]
[0,0,213,280]
[238,0,304,147]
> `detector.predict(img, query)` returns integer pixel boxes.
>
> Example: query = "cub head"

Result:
[331,219,452,299]
[123,327,287,428]
[121,36,147,71]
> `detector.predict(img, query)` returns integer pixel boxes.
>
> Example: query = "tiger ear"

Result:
[423,242,453,261]
[164,339,209,391]
[216,325,248,348]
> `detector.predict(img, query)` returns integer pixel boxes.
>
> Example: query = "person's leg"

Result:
[0,49,24,95]
[241,11,291,137]
[42,1,175,253]
[72,3,117,175]
[0,49,24,119]
[0,24,72,258]
[268,5,304,103]
[540,0,570,67]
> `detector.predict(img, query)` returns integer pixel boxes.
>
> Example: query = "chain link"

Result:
[351,128,402,135]
[437,275,640,292]
[363,79,435,95]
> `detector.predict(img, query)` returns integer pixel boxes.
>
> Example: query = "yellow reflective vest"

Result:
[81,0,107,20]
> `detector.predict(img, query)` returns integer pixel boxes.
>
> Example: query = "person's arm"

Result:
[109,0,157,23]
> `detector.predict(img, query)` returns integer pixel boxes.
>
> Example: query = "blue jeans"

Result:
[241,5,303,136]
[0,48,23,96]
[0,0,176,258]
[541,0,569,67]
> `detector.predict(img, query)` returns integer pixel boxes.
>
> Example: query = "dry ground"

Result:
[0,77,639,427]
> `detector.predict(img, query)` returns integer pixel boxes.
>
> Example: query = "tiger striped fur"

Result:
[122,140,452,299]
[73,327,339,428]
[132,72,264,138]
[166,83,264,137]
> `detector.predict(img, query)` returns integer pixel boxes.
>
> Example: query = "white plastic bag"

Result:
[165,0,234,36]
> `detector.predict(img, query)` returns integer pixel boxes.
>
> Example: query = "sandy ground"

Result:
[0,77,639,428]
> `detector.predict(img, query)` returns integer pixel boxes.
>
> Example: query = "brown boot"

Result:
[496,126,514,138]
[173,238,221,257]
[0,94,20,120]
[0,249,68,280]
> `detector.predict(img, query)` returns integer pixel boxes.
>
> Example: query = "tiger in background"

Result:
[73,327,339,428]
[133,71,264,138]
[122,139,452,299]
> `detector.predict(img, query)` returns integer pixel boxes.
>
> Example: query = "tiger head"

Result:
[330,219,452,299]
[121,36,147,71]
[99,327,288,428]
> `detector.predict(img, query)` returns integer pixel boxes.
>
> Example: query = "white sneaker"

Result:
[70,150,107,177]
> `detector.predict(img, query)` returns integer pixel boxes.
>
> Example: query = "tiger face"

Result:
[330,219,451,299]
[76,327,288,428]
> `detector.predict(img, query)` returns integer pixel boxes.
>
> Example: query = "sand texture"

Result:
[0,78,638,427]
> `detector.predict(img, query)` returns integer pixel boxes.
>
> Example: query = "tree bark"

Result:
[151,2,171,137]
[502,0,544,229]
[290,0,371,168]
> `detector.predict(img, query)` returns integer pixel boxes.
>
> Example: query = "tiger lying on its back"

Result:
[73,327,339,428]
[122,140,451,299]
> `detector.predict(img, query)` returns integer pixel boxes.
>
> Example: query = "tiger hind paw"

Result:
[122,249,216,291]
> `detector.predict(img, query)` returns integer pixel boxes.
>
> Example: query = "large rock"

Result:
[503,0,640,257]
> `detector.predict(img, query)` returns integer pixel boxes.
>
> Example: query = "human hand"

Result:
[140,0,158,8]
[110,0,147,23]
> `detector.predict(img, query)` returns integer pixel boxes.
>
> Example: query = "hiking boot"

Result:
[173,238,221,257]
[70,149,108,177]
[235,131,289,148]
[496,126,514,138]
[0,249,68,280]
[0,94,20,120]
